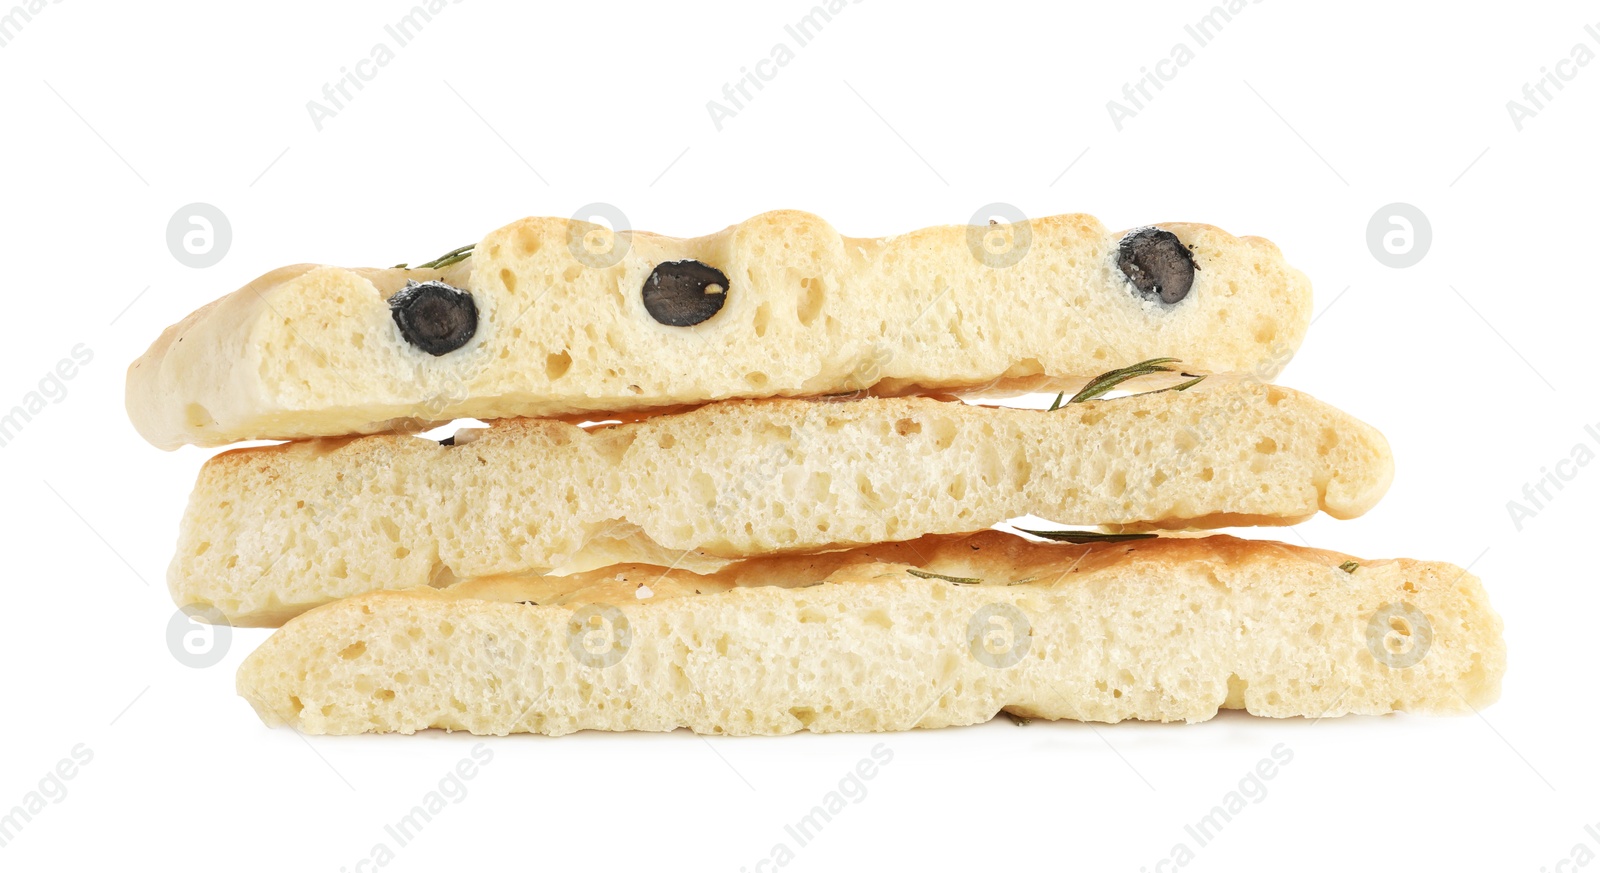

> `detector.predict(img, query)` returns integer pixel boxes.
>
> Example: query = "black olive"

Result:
[641,260,728,326]
[1115,228,1199,305]
[389,280,478,355]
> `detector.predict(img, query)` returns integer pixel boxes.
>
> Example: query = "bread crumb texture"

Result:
[126,212,1311,448]
[235,533,1503,735]
[175,384,1391,625]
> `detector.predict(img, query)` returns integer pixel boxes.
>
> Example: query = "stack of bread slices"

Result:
[126,211,1504,735]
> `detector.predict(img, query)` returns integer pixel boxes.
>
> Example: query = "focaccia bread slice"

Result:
[235,532,1504,735]
[127,210,1311,449]
[174,382,1392,626]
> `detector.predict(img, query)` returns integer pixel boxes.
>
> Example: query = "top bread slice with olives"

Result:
[126,210,1311,449]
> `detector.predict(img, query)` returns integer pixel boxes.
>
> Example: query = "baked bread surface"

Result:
[174,384,1392,625]
[127,211,1311,448]
[236,532,1503,735]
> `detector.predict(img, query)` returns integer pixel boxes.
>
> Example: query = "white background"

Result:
[0,0,1593,869]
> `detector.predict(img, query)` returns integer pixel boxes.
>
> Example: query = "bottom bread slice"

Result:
[236,532,1504,735]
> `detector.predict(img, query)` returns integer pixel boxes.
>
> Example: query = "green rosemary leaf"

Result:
[907,568,983,585]
[1004,711,1032,726]
[415,244,475,270]
[1016,529,1158,545]
[1338,561,1360,574]
[1047,392,1065,411]
[1007,576,1037,586]
[391,262,409,269]
[1066,357,1182,404]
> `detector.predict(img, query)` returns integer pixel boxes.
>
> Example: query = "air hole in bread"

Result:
[1318,427,1339,456]
[428,562,458,589]
[546,351,573,380]
[797,277,824,327]
[1224,674,1248,708]
[338,641,367,660]
[500,268,517,294]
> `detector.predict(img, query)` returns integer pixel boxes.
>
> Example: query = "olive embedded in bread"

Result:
[389,281,479,355]
[1116,228,1198,305]
[642,260,728,326]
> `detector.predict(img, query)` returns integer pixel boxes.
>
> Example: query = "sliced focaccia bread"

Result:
[174,382,1391,626]
[235,532,1504,735]
[127,210,1311,448]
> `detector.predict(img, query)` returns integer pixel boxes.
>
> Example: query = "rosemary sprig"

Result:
[1017,529,1158,545]
[409,244,476,270]
[907,568,982,585]
[1338,561,1360,574]
[1049,358,1206,408]
[1004,711,1032,726]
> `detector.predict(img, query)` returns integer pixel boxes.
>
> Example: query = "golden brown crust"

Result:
[237,533,1504,735]
[126,211,1310,448]
[173,384,1392,626]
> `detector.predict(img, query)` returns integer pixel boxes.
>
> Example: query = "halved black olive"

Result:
[642,260,727,326]
[1116,228,1198,305]
[390,280,478,355]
